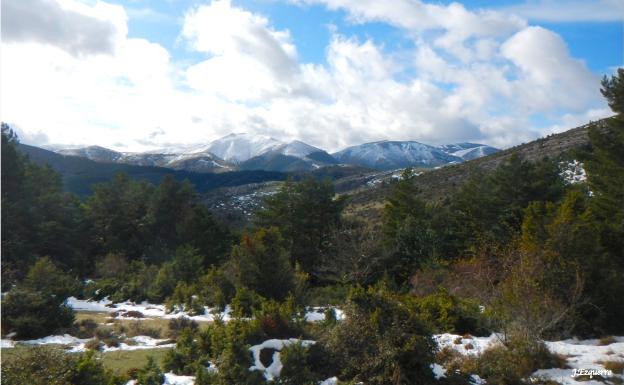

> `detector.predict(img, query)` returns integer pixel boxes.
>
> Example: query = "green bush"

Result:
[197,267,236,311]
[278,342,319,385]
[163,328,206,375]
[2,346,125,385]
[325,286,436,385]
[415,288,489,336]
[475,340,566,385]
[231,287,265,318]
[1,287,75,339]
[136,356,164,385]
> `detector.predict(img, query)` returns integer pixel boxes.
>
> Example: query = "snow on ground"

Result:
[533,337,624,385]
[1,334,174,353]
[434,333,503,356]
[163,373,195,385]
[434,334,624,385]
[560,160,587,184]
[66,297,232,322]
[304,307,345,322]
[431,363,447,379]
[249,338,316,381]
[69,297,344,325]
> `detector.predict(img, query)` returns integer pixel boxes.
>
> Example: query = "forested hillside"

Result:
[1,71,623,385]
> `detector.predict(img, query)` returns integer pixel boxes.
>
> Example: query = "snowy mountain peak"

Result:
[279,140,322,157]
[207,133,283,163]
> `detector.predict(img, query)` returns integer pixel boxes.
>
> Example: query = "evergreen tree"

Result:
[228,227,294,301]
[255,177,346,275]
[2,125,88,277]
[382,169,436,283]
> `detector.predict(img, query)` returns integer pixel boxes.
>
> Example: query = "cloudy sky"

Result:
[1,0,622,152]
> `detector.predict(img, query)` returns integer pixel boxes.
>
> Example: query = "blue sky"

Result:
[119,0,622,73]
[1,0,622,151]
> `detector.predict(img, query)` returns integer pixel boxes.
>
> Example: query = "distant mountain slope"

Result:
[203,133,281,163]
[18,143,287,196]
[52,134,338,173]
[332,141,464,170]
[240,141,339,172]
[57,145,234,173]
[438,143,499,161]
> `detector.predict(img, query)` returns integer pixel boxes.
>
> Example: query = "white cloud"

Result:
[182,0,303,101]
[502,0,624,22]
[0,0,612,154]
[1,0,124,56]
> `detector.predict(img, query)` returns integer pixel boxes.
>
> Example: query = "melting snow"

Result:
[249,338,316,381]
[434,334,624,384]
[66,297,232,322]
[560,160,587,184]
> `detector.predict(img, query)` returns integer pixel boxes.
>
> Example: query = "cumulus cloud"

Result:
[1,0,122,56]
[182,0,304,101]
[0,0,612,153]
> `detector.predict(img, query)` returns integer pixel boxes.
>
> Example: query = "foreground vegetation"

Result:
[1,71,623,384]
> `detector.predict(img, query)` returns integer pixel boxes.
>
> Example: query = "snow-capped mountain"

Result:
[54,135,498,174]
[437,143,499,161]
[332,141,464,170]
[204,133,283,163]
[58,146,234,173]
[58,146,123,163]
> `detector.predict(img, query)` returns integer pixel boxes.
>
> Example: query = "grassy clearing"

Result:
[1,345,172,375]
[100,348,172,374]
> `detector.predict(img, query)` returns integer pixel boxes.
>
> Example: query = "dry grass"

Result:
[598,336,617,346]
[598,360,624,374]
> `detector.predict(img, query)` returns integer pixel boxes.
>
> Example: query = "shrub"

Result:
[126,321,162,339]
[197,267,236,311]
[163,328,205,375]
[278,342,319,385]
[231,287,264,318]
[85,338,104,351]
[2,346,124,385]
[475,340,566,385]
[74,318,99,339]
[325,286,436,385]
[167,317,199,339]
[1,287,75,339]
[94,325,121,347]
[1,258,78,339]
[415,288,489,336]
[136,356,164,385]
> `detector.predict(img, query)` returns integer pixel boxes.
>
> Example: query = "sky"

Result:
[1,0,622,152]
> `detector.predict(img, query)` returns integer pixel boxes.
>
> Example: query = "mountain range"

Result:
[51,133,499,173]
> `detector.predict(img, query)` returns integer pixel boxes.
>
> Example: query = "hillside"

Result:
[344,119,610,220]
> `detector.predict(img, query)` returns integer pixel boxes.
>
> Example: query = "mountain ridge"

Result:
[51,133,499,173]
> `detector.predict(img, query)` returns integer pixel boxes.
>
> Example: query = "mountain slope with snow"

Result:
[332,141,464,170]
[437,143,499,161]
[59,146,234,173]
[53,136,497,173]
[204,133,283,163]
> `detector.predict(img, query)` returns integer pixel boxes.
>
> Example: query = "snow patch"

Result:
[249,338,316,381]
[560,160,587,184]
